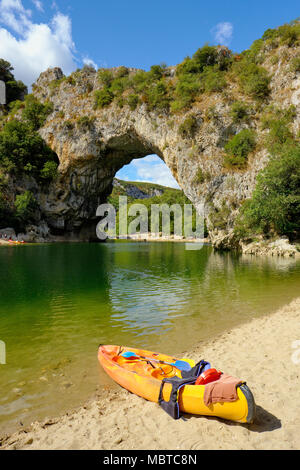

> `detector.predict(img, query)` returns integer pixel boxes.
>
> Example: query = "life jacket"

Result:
[158,360,211,420]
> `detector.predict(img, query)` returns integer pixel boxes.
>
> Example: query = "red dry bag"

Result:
[195,368,222,385]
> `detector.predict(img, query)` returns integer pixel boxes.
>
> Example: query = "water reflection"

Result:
[0,242,299,433]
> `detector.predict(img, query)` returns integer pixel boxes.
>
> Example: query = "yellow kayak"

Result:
[98,345,256,423]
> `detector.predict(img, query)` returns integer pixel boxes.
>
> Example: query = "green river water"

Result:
[0,241,300,433]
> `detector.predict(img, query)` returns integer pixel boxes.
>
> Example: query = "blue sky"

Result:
[116,155,181,188]
[0,0,298,187]
[67,0,299,70]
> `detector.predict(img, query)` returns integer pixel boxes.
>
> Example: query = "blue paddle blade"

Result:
[175,360,192,371]
[121,351,137,358]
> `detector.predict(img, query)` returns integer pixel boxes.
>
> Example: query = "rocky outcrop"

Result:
[241,237,300,258]
[28,44,300,246]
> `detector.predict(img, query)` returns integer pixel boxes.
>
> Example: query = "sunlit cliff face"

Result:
[33,41,300,246]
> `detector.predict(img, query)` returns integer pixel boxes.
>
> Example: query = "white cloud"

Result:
[83,56,98,70]
[131,155,180,189]
[0,0,96,88]
[211,22,233,46]
[51,12,74,51]
[136,155,159,163]
[0,19,76,87]
[0,0,32,34]
[32,0,43,12]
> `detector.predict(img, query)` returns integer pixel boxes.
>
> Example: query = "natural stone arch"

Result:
[32,61,295,245]
[40,127,169,237]
[101,131,164,179]
[33,67,186,238]
[32,66,236,242]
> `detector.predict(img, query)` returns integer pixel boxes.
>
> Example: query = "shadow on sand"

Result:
[183,404,281,433]
[248,405,281,433]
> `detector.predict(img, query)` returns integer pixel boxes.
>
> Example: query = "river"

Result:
[0,241,299,433]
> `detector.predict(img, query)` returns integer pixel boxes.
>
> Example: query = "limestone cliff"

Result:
[19,37,300,246]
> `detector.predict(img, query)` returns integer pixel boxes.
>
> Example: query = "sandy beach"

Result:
[0,297,299,450]
[0,240,12,245]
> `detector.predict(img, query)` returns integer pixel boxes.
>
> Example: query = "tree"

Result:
[22,95,53,130]
[0,59,14,82]
[15,191,37,221]
[0,120,58,181]
[0,58,27,104]
[235,145,300,239]
[224,129,256,169]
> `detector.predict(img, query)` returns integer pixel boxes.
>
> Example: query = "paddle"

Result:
[121,351,192,372]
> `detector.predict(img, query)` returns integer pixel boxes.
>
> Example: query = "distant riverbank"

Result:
[114,233,210,244]
[1,228,299,260]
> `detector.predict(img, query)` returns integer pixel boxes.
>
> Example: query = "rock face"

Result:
[31,45,300,245]
[241,237,300,258]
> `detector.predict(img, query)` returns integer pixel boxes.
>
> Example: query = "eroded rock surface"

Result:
[30,45,300,246]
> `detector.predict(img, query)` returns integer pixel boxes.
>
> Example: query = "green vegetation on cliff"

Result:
[90,20,300,116]
[234,100,300,241]
[0,60,58,229]
[94,46,231,113]
[235,144,300,240]
[224,129,256,169]
[0,120,57,180]
[15,190,38,222]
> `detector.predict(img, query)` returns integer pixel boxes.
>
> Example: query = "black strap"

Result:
[158,360,210,420]
[158,376,196,419]
[146,359,156,368]
[181,360,210,378]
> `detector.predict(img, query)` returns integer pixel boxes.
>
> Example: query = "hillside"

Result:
[110,178,168,202]
[107,179,203,238]
[0,20,299,251]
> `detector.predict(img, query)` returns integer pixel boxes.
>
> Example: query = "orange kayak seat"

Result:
[159,360,211,419]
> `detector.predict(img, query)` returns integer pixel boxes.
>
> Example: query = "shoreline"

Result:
[112,235,210,244]
[1,297,299,450]
[1,235,299,259]
[0,237,210,246]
